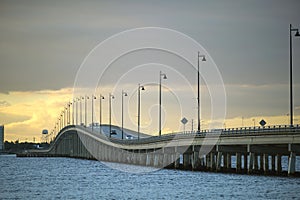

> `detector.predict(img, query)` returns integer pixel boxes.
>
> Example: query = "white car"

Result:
[125,135,133,139]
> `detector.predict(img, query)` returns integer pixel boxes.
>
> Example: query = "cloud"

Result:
[0,100,10,107]
[1,88,73,141]
[0,112,30,124]
[1,0,300,141]
[1,0,300,93]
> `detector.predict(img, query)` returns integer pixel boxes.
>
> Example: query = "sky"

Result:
[1,0,300,142]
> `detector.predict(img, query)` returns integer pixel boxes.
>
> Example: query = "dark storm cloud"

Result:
[0,0,300,93]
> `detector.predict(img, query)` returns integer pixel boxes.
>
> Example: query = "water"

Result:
[1,155,300,199]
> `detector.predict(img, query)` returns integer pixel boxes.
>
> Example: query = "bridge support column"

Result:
[73,135,77,157]
[78,137,82,158]
[130,151,134,164]
[174,153,180,169]
[135,152,140,165]
[140,153,146,166]
[125,151,130,163]
[134,152,139,165]
[191,151,199,170]
[114,149,119,163]
[169,154,174,168]
[116,150,121,163]
[183,153,191,169]
[154,154,159,167]
[216,152,222,171]
[141,152,146,166]
[107,147,111,161]
[191,146,200,170]
[223,153,227,170]
[163,154,169,168]
[226,153,231,170]
[137,152,141,165]
[206,154,210,169]
[210,152,216,170]
[128,151,132,164]
[110,148,114,162]
[121,150,125,163]
[199,155,205,169]
[263,154,269,173]
[124,151,129,163]
[102,145,106,161]
[236,153,241,173]
[288,152,296,176]
[248,152,254,174]
[271,155,276,172]
[121,150,126,163]
[131,152,136,164]
[158,154,164,168]
[107,146,111,161]
[276,154,282,174]
[146,153,151,166]
[259,154,264,171]
[254,153,258,171]
[126,152,131,164]
[243,153,248,172]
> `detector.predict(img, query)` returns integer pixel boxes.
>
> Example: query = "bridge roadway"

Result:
[18,124,300,176]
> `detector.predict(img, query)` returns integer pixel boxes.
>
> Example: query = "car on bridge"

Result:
[110,130,117,135]
[125,135,133,140]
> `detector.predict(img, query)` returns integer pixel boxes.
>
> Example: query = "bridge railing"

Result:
[105,124,300,145]
[170,124,300,136]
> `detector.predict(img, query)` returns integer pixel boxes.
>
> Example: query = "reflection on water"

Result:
[0,155,300,199]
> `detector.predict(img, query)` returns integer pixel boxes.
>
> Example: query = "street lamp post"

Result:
[242,116,244,127]
[61,111,64,128]
[92,95,96,132]
[197,52,206,133]
[99,95,104,133]
[159,71,167,137]
[109,93,114,138]
[64,110,66,127]
[75,98,78,125]
[68,102,71,125]
[289,24,300,126]
[58,118,61,131]
[60,113,63,129]
[72,99,75,125]
[85,95,89,127]
[80,97,83,125]
[122,90,128,139]
[65,106,68,126]
[137,84,145,140]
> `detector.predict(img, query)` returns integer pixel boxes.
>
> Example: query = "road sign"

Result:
[181,117,188,125]
[259,119,266,127]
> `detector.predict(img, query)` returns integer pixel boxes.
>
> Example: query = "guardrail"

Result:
[100,124,300,146]
[170,124,300,136]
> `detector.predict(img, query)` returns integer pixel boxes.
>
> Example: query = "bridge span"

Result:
[18,125,300,176]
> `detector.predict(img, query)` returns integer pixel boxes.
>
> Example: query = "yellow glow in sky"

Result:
[0,87,298,142]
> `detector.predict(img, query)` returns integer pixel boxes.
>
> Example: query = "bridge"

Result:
[18,124,300,176]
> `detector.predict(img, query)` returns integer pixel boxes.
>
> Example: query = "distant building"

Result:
[0,125,4,150]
